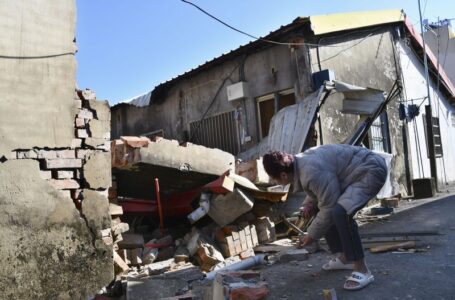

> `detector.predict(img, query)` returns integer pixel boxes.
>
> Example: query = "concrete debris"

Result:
[145,258,175,275]
[196,242,225,272]
[208,188,254,227]
[235,157,270,185]
[212,271,269,300]
[277,249,309,263]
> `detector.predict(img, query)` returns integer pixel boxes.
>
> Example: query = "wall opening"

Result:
[256,89,295,139]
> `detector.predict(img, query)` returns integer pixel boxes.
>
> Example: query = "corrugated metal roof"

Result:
[114,9,454,108]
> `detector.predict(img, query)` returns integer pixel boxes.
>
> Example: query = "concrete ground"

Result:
[258,193,455,300]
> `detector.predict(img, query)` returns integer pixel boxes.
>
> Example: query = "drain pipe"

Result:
[205,254,268,280]
[187,192,211,224]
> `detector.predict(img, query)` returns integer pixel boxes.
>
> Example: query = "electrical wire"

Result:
[180,0,365,48]
[0,52,75,59]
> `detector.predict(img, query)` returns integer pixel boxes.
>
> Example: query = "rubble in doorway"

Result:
[95,136,308,299]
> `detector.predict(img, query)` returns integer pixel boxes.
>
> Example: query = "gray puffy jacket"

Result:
[293,144,387,240]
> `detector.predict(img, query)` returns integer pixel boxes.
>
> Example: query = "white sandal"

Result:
[343,271,374,290]
[322,257,354,270]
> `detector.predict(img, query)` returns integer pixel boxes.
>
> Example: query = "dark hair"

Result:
[262,151,294,178]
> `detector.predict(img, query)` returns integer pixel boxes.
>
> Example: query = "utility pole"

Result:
[418,0,438,189]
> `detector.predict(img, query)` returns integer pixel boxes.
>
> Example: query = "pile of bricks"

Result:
[215,223,259,258]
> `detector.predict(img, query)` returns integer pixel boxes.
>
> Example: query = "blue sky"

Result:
[76,0,453,104]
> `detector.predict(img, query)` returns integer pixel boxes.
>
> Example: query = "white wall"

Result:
[424,25,455,87]
[398,40,455,185]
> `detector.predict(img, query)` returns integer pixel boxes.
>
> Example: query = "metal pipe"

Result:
[205,254,267,280]
[155,178,164,234]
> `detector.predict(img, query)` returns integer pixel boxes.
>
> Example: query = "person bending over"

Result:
[262,144,387,290]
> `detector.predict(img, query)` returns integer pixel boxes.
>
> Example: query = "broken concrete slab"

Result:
[112,137,235,199]
[145,258,175,275]
[0,160,113,299]
[45,158,82,169]
[127,277,188,300]
[84,152,111,189]
[208,188,254,227]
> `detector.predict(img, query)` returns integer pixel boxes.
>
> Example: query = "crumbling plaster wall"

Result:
[111,44,311,153]
[0,1,113,299]
[310,27,408,194]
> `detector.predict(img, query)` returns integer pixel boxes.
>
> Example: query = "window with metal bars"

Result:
[189,110,240,155]
[369,112,391,153]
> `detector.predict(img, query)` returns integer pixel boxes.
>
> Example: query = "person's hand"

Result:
[299,234,315,247]
[300,202,315,219]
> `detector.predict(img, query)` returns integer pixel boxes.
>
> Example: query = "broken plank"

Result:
[113,251,130,272]
[369,241,416,253]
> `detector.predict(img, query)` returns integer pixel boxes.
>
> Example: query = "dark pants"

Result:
[324,204,365,262]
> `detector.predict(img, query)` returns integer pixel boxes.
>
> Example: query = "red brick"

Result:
[78,109,94,119]
[250,225,259,247]
[55,150,76,159]
[230,283,269,300]
[56,170,74,179]
[120,136,150,148]
[76,149,93,159]
[75,117,85,128]
[239,230,248,251]
[48,179,79,190]
[35,150,57,159]
[45,158,82,169]
[77,129,89,138]
[39,170,52,180]
[16,150,38,159]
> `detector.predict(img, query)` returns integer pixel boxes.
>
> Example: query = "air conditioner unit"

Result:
[227,81,249,101]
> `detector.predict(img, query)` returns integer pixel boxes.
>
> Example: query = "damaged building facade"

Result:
[0,1,113,298]
[112,10,455,196]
